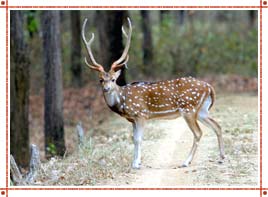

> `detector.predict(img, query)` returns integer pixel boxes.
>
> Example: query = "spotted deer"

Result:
[82,18,225,169]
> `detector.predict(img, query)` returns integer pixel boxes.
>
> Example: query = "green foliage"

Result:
[46,143,57,156]
[153,18,258,78]
[26,10,258,91]
[26,11,39,37]
[153,15,176,77]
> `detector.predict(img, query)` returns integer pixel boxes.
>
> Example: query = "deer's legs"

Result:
[181,115,203,167]
[198,116,225,160]
[197,95,225,161]
[132,120,144,169]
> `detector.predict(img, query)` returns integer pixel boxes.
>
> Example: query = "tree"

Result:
[140,10,153,74]
[10,11,30,168]
[96,11,127,86]
[176,10,186,26]
[248,10,256,28]
[159,10,169,25]
[41,11,66,158]
[70,11,82,87]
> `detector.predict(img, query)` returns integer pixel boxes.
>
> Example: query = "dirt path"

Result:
[114,118,212,187]
[131,119,193,186]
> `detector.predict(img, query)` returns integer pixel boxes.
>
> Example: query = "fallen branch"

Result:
[10,155,25,185]
[10,144,41,185]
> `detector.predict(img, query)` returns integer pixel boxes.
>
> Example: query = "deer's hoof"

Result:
[218,154,226,164]
[179,164,188,168]
[218,158,225,164]
[179,161,191,168]
[132,161,141,169]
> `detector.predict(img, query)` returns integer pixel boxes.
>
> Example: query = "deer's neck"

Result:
[103,86,122,108]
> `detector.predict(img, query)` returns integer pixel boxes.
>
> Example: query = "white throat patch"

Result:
[104,91,120,107]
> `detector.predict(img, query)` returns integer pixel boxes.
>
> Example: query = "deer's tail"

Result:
[208,84,216,111]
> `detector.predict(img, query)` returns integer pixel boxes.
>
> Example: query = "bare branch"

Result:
[10,155,25,185]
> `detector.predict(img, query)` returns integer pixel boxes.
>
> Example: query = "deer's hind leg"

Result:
[181,114,203,167]
[197,96,225,161]
[198,116,225,161]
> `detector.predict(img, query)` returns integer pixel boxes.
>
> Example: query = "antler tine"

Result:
[122,26,128,38]
[81,18,104,72]
[111,55,129,71]
[84,57,104,72]
[120,55,129,68]
[111,17,132,70]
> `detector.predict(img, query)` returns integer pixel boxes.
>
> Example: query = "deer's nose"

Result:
[103,87,110,92]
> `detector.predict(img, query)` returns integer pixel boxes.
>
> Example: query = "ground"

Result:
[32,92,258,187]
[99,93,258,187]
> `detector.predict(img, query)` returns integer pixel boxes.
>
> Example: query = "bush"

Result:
[152,18,258,79]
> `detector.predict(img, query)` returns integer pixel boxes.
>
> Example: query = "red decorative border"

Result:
[3,187,268,190]
[0,5,266,9]
[1,2,266,197]
[260,1,263,197]
[5,1,9,197]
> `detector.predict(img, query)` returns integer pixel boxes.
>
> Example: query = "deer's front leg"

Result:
[132,120,144,169]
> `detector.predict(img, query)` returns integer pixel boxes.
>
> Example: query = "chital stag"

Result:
[82,18,225,169]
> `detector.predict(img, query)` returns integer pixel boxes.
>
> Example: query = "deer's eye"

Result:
[111,79,115,82]
[100,79,104,83]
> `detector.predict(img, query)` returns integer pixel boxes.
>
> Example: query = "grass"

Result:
[33,113,165,186]
[34,116,132,186]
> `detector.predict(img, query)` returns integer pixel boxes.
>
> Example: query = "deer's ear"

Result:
[114,69,121,79]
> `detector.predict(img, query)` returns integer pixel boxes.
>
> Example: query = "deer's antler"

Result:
[110,17,132,71]
[82,18,104,72]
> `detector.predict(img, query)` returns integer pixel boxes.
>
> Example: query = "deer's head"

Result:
[81,18,132,93]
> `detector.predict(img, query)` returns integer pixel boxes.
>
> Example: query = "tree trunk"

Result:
[248,10,256,28]
[140,10,153,74]
[176,10,185,25]
[95,11,109,70]
[41,11,65,158]
[10,11,30,168]
[159,10,169,25]
[70,11,82,87]
[96,11,127,86]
